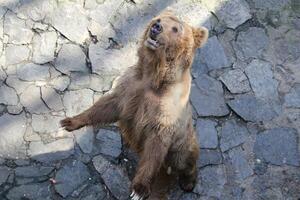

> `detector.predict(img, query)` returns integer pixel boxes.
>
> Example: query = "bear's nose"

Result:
[150,22,163,38]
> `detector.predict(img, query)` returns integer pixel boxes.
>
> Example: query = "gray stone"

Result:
[220,186,244,200]
[90,74,113,92]
[28,138,74,162]
[234,28,269,61]
[17,63,50,81]
[245,59,279,101]
[220,119,249,152]
[258,187,284,200]
[19,84,50,114]
[194,165,226,198]
[7,172,14,184]
[55,43,87,74]
[90,42,138,77]
[196,119,218,149]
[4,12,34,44]
[3,64,17,76]
[46,2,89,44]
[32,32,57,64]
[253,0,290,10]
[180,193,200,200]
[263,11,282,28]
[33,22,49,31]
[274,35,300,64]
[71,183,89,198]
[0,18,3,39]
[108,2,152,44]
[7,103,23,114]
[0,7,6,19]
[0,84,18,105]
[0,104,5,115]
[93,154,112,174]
[197,36,229,71]
[5,45,30,66]
[284,84,300,108]
[96,129,122,158]
[14,159,30,166]
[0,39,2,56]
[41,86,64,111]
[31,113,64,134]
[87,0,120,28]
[292,0,300,16]
[227,147,253,180]
[87,4,118,39]
[6,182,51,200]
[49,64,63,76]
[219,29,237,65]
[80,184,107,200]
[15,0,57,21]
[198,149,223,168]
[74,127,94,154]
[5,75,31,94]
[0,67,6,81]
[101,166,130,200]
[220,69,251,94]
[69,72,91,90]
[190,75,229,117]
[55,160,91,198]
[254,128,300,166]
[15,166,54,177]
[228,95,278,122]
[24,126,41,142]
[0,113,27,159]
[215,0,251,29]
[0,166,11,185]
[191,50,208,78]
[49,75,70,92]
[251,166,300,200]
[253,157,268,175]
[170,2,212,29]
[63,89,94,117]
[16,177,34,185]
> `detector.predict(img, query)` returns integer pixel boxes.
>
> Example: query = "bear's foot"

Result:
[179,173,197,192]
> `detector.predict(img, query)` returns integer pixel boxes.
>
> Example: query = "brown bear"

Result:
[60,11,208,200]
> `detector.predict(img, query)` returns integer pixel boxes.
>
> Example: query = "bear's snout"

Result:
[150,22,163,39]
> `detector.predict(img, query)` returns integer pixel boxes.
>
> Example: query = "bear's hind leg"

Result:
[178,160,197,192]
[178,136,199,192]
[147,167,175,200]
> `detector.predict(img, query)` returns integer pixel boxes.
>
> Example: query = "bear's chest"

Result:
[159,75,191,126]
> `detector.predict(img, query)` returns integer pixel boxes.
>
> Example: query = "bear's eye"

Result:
[172,27,178,33]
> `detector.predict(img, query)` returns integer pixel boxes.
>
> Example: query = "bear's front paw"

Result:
[130,181,150,200]
[60,117,83,132]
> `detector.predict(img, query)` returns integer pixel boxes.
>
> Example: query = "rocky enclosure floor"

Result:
[0,0,300,199]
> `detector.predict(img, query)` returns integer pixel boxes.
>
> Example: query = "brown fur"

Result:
[60,11,208,199]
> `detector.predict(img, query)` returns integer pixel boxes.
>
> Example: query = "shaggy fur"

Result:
[61,11,208,199]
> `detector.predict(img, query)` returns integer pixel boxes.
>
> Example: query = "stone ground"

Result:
[0,0,299,199]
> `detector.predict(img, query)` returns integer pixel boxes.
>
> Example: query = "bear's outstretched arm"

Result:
[131,132,172,200]
[60,93,120,131]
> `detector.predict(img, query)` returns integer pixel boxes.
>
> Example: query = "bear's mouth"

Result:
[144,37,161,50]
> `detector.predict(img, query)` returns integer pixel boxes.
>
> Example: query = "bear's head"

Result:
[142,10,208,64]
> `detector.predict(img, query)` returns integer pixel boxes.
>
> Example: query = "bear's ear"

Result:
[192,27,208,48]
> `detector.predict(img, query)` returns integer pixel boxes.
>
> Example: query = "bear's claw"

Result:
[130,190,143,200]
[60,117,82,132]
